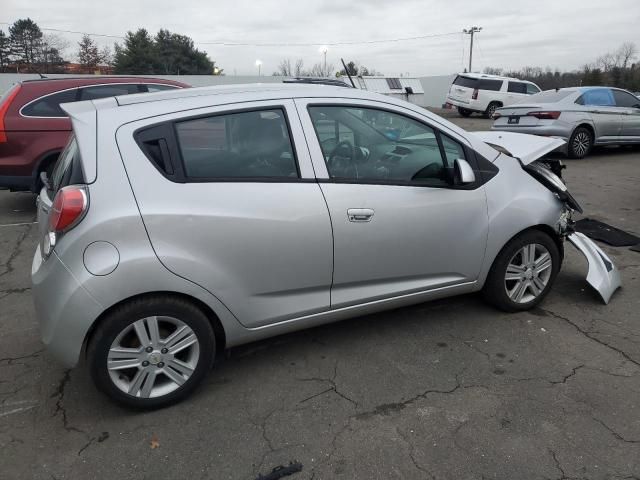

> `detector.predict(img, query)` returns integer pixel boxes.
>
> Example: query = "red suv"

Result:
[0,77,188,191]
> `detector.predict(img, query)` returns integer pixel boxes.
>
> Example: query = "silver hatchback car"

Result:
[32,85,620,408]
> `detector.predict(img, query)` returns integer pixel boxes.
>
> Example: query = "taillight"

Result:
[42,186,88,258]
[527,111,561,120]
[49,186,88,232]
[0,84,21,143]
[472,88,479,100]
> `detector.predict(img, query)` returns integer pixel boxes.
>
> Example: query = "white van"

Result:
[445,73,541,118]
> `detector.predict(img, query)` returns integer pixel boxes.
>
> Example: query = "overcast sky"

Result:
[2,0,639,76]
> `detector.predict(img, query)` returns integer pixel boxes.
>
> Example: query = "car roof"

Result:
[455,72,529,82]
[112,83,372,107]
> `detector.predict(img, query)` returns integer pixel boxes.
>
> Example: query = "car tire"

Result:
[88,295,216,409]
[458,107,472,117]
[568,126,593,159]
[482,230,561,312]
[484,102,500,119]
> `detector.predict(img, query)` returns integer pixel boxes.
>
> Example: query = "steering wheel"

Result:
[327,140,356,174]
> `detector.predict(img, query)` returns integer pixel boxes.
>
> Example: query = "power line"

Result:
[0,21,460,47]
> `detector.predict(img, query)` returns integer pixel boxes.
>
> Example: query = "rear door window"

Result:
[508,82,527,94]
[175,108,299,179]
[21,89,79,117]
[477,79,503,91]
[580,89,615,106]
[79,84,143,100]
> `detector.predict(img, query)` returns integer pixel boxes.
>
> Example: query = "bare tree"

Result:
[294,58,304,76]
[618,42,637,69]
[274,58,292,76]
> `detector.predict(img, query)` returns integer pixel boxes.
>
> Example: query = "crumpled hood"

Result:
[470,131,565,165]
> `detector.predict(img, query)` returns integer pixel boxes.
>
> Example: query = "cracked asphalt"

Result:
[1,114,639,480]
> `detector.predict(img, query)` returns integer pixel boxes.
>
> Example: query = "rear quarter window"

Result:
[21,89,79,117]
[79,84,142,100]
[50,136,84,195]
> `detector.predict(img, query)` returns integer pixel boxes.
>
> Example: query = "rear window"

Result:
[79,84,142,100]
[452,76,478,88]
[50,136,84,195]
[527,90,574,104]
[21,89,78,117]
[576,89,614,106]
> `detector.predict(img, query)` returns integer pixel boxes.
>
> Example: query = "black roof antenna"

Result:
[341,58,356,88]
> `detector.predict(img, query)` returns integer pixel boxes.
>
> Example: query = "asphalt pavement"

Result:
[1,113,639,479]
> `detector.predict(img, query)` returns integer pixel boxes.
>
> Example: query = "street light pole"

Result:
[463,26,482,72]
[255,59,262,76]
[319,46,328,76]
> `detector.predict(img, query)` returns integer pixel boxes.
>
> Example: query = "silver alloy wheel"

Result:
[572,131,591,157]
[504,243,553,304]
[107,316,200,398]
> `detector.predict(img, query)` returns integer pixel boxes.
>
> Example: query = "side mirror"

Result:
[453,158,475,185]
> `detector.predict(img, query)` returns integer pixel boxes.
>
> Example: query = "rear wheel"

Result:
[88,296,215,409]
[484,102,500,119]
[568,127,593,159]
[457,107,472,117]
[483,230,561,312]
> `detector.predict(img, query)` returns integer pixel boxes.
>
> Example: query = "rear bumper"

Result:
[31,246,103,367]
[445,97,485,112]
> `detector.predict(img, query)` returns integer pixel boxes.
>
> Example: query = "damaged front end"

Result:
[473,131,622,304]
[523,161,621,304]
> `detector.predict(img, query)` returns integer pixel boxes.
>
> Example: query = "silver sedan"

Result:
[491,87,640,158]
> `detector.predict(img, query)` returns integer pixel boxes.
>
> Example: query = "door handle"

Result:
[347,208,374,222]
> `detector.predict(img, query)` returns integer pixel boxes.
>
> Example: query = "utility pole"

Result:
[463,26,482,72]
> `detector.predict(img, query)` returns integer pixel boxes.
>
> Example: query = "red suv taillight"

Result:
[527,111,561,120]
[472,88,479,100]
[42,186,88,258]
[0,84,21,143]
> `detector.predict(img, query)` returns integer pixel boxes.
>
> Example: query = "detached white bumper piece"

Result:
[567,232,622,304]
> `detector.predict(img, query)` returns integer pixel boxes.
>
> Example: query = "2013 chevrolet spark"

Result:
[31,84,621,408]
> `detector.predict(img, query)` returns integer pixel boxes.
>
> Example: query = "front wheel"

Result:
[88,296,215,409]
[482,230,561,312]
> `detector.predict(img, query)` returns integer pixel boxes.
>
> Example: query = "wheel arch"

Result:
[481,224,564,287]
[30,149,62,191]
[82,291,227,361]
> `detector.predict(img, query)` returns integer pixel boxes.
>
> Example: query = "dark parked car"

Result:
[0,77,188,191]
